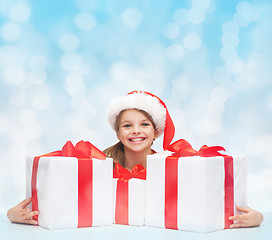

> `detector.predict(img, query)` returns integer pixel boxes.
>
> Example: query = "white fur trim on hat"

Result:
[107,92,166,137]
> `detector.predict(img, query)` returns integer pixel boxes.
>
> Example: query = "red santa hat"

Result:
[107,90,175,150]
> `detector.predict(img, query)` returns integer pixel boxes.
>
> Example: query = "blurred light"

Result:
[110,62,132,83]
[162,22,180,39]
[183,33,201,50]
[9,89,26,106]
[171,76,190,101]
[9,3,31,23]
[166,44,184,61]
[233,12,249,28]
[60,53,83,71]
[74,0,98,11]
[220,47,238,61]
[29,68,47,84]
[25,123,43,140]
[1,22,21,41]
[58,33,80,52]
[122,8,143,28]
[75,12,96,31]
[29,55,48,69]
[249,53,265,70]
[221,32,239,47]
[222,21,239,34]
[192,0,210,10]
[3,65,25,86]
[173,8,189,25]
[266,93,272,110]
[225,57,243,73]
[204,115,223,134]
[188,8,205,24]
[0,115,9,134]
[32,93,50,111]
[0,45,21,67]
[71,97,97,121]
[213,66,231,83]
[65,73,86,96]
[19,109,37,126]
[236,1,259,22]
[210,86,229,102]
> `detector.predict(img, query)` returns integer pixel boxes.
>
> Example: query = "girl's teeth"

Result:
[130,138,144,142]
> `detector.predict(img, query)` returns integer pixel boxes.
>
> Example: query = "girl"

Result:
[7,90,263,228]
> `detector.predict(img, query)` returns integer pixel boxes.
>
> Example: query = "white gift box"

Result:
[113,178,145,226]
[26,156,113,229]
[145,152,247,233]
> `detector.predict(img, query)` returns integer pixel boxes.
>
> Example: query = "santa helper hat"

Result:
[107,90,175,150]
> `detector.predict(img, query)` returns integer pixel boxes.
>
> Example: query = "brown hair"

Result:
[103,109,157,168]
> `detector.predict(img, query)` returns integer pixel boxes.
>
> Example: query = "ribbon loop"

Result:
[167,139,226,157]
[113,163,146,181]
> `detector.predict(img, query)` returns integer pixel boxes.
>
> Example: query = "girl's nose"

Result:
[132,126,141,134]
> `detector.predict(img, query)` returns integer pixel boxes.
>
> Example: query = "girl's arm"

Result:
[229,206,263,228]
[7,197,39,225]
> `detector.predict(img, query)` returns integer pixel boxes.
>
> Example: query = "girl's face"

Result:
[116,109,158,153]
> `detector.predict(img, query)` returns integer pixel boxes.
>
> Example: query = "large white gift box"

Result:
[145,148,247,233]
[26,141,113,229]
[113,163,146,226]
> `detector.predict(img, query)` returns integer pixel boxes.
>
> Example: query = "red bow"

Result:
[167,139,226,157]
[113,163,146,181]
[40,140,106,159]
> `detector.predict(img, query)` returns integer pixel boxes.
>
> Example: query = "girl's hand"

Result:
[229,206,263,228]
[7,197,39,225]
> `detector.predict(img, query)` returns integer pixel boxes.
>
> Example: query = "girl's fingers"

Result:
[26,211,39,218]
[230,222,249,228]
[236,205,250,213]
[24,219,39,225]
[19,198,32,208]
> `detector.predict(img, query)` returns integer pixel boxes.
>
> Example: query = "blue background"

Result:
[0,0,271,214]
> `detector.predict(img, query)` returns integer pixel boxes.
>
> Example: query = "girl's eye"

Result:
[123,124,131,128]
[142,123,150,126]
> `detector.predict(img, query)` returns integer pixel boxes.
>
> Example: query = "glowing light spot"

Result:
[183,33,201,50]
[1,22,21,41]
[75,12,96,31]
[249,53,265,70]
[226,57,243,73]
[32,93,50,111]
[162,22,180,39]
[222,21,239,34]
[25,123,43,140]
[166,44,184,61]
[9,89,26,106]
[29,69,47,84]
[192,0,210,10]
[59,33,80,52]
[3,65,25,86]
[0,115,9,133]
[29,55,48,69]
[213,66,231,83]
[220,47,238,61]
[65,73,86,96]
[236,1,259,22]
[19,109,37,126]
[188,8,205,24]
[110,62,132,83]
[173,8,189,25]
[75,0,98,11]
[9,3,31,22]
[233,12,249,28]
[221,32,239,47]
[122,8,143,28]
[60,53,83,71]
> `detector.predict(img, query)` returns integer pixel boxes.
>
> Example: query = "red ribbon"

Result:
[113,163,146,225]
[164,139,234,230]
[31,140,106,228]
